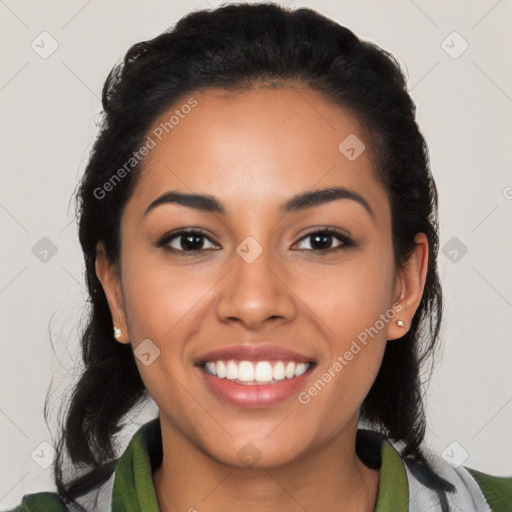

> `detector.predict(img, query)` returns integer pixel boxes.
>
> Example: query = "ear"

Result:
[387,233,429,341]
[95,242,130,344]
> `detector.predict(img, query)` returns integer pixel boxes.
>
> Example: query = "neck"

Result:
[153,417,380,512]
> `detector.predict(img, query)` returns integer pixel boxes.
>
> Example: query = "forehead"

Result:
[127,85,389,221]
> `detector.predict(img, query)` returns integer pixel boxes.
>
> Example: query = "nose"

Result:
[215,242,298,331]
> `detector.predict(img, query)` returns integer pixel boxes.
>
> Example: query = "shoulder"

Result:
[1,420,158,512]
[1,492,68,511]
[464,467,512,512]
[373,430,512,512]
[403,451,512,512]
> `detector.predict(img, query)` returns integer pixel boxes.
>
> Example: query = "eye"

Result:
[157,227,354,256]
[157,228,218,254]
[293,228,354,253]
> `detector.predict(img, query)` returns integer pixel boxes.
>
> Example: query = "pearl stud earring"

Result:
[396,320,405,328]
[113,326,122,340]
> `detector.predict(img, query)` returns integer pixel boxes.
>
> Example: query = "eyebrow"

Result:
[144,186,374,219]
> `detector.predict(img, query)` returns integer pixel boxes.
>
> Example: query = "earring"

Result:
[113,326,122,340]
[396,320,405,328]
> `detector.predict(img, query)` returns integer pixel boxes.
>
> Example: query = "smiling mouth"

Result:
[199,359,315,385]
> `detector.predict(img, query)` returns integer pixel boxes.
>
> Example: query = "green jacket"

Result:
[4,418,511,511]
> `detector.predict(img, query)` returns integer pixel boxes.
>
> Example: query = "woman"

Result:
[5,3,510,511]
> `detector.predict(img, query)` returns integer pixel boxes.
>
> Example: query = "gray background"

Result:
[1,0,511,508]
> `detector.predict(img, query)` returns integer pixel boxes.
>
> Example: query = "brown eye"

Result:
[294,228,354,253]
[157,229,218,254]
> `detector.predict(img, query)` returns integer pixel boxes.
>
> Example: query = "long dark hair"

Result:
[45,3,454,509]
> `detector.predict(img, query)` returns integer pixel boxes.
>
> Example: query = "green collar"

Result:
[112,418,409,511]
[374,441,409,511]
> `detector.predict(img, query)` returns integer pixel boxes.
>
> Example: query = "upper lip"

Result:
[195,344,315,365]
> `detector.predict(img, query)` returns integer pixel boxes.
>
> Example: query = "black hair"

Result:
[45,3,455,510]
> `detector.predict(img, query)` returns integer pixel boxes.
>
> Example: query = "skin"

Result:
[96,84,428,512]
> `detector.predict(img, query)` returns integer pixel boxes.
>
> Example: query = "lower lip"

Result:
[198,366,314,408]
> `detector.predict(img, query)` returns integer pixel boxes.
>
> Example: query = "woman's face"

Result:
[97,85,427,468]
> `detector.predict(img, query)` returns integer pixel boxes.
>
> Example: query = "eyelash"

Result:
[156,227,355,256]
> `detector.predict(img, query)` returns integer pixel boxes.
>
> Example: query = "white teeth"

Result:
[238,361,255,382]
[254,361,273,382]
[294,363,308,377]
[204,362,217,376]
[226,360,238,380]
[285,361,295,379]
[272,361,285,380]
[216,360,226,378]
[204,360,311,383]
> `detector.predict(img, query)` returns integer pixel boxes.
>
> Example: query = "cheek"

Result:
[120,252,225,359]
[291,249,396,347]
[119,257,213,413]
[290,250,394,408]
